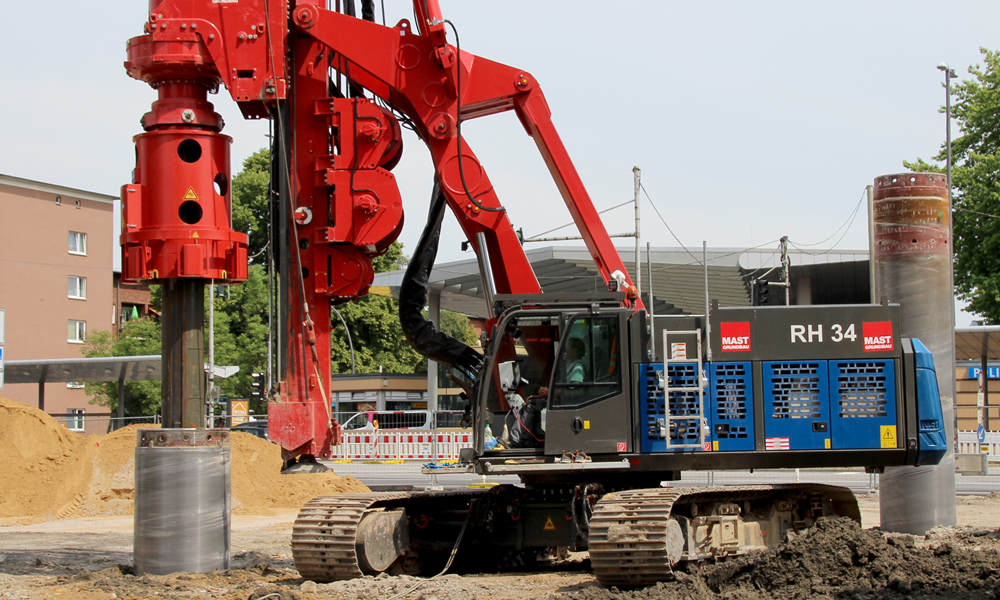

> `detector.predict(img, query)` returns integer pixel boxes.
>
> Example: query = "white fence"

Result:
[956,430,1000,461]
[328,429,1000,463]
[328,430,473,462]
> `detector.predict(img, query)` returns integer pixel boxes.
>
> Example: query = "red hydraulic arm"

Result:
[123,0,642,465]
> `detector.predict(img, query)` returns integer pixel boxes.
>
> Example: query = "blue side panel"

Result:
[709,362,754,451]
[828,360,897,449]
[912,338,947,465]
[762,361,831,450]
[639,363,704,453]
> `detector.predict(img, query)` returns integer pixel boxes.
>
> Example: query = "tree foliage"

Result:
[906,48,1000,323]
[232,148,270,264]
[82,319,162,416]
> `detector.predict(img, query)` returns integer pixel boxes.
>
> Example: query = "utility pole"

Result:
[633,166,641,300]
[780,236,790,305]
[207,279,215,428]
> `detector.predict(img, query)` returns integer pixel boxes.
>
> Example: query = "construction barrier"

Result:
[328,430,474,461]
[330,430,1000,463]
[957,430,1000,461]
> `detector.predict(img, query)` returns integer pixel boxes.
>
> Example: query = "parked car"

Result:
[232,419,270,441]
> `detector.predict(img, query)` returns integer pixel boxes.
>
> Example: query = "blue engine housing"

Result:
[637,337,946,465]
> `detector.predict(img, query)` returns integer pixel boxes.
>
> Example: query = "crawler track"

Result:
[589,484,860,587]
[292,492,412,581]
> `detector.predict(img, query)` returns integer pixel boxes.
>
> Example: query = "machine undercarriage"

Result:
[291,481,860,587]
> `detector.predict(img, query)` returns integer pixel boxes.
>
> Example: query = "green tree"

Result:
[232,148,270,263]
[212,265,270,413]
[82,319,162,416]
[330,241,479,374]
[906,48,1000,322]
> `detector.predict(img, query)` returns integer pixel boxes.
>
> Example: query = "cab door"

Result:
[544,313,633,455]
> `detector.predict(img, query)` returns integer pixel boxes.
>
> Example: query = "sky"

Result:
[3,0,998,325]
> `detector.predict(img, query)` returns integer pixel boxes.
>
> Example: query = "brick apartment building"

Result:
[0,174,117,432]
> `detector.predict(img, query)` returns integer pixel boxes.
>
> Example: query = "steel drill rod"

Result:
[161,279,206,428]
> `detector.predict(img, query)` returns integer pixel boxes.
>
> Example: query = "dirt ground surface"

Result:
[5,398,1000,599]
[2,495,1000,600]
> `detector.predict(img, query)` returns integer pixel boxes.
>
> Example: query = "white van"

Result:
[339,410,433,431]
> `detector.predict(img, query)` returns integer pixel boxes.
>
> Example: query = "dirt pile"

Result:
[228,431,369,514]
[0,396,368,522]
[567,517,1000,600]
[0,396,95,520]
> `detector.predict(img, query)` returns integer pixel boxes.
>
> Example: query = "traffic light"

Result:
[756,279,769,306]
[250,372,265,399]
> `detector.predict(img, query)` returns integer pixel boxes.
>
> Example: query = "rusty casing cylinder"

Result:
[873,172,957,533]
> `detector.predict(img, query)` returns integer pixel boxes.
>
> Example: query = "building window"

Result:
[68,320,86,343]
[68,276,87,299]
[55,196,62,206]
[67,409,85,431]
[67,382,85,389]
[68,231,87,255]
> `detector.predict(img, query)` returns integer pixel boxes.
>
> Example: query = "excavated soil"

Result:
[0,396,368,524]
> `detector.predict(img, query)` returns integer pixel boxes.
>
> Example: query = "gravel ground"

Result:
[2,495,1000,600]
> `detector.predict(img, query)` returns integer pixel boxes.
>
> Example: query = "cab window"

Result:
[551,316,621,407]
[485,314,559,412]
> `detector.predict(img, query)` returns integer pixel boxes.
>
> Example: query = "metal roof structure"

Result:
[373,245,873,318]
[4,355,162,384]
[955,326,1000,361]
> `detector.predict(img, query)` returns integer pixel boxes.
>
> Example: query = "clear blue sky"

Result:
[3,1,997,324]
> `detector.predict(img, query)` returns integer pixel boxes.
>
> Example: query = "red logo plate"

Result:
[863,321,894,352]
[617,442,627,452]
[720,322,751,352]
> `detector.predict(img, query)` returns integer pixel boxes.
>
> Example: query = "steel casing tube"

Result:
[134,429,231,575]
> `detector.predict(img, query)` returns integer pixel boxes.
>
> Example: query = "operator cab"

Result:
[476,295,635,457]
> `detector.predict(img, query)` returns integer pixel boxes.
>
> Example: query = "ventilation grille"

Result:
[645,364,702,443]
[769,362,823,419]
[834,361,889,418]
[713,363,750,439]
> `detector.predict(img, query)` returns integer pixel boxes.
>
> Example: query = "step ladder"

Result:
[658,328,709,449]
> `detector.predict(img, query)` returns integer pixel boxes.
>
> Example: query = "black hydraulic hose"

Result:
[398,182,484,380]
[361,0,375,22]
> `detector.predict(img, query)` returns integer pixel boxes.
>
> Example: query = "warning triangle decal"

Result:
[883,429,893,439]
[543,517,556,531]
[183,186,199,200]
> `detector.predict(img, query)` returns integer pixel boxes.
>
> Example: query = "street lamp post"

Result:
[937,63,957,192]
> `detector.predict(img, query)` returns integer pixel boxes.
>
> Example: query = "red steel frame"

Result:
[125,0,643,463]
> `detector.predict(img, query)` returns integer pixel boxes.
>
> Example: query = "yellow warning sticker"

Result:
[583,420,590,430]
[712,440,719,451]
[880,425,897,449]
[191,231,200,238]
[824,438,831,449]
[543,517,556,531]
[183,186,199,200]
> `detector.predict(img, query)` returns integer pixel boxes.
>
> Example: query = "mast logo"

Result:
[863,321,893,351]
[720,322,751,352]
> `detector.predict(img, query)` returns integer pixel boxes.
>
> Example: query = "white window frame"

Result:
[67,409,85,431]
[68,276,87,300]
[68,231,87,256]
[68,320,86,343]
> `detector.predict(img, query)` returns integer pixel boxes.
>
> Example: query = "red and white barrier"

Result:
[328,430,473,461]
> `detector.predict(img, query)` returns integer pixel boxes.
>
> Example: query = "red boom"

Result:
[124,0,642,463]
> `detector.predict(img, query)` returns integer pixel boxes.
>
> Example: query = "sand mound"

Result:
[0,396,368,522]
[0,397,95,521]
[228,432,369,514]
